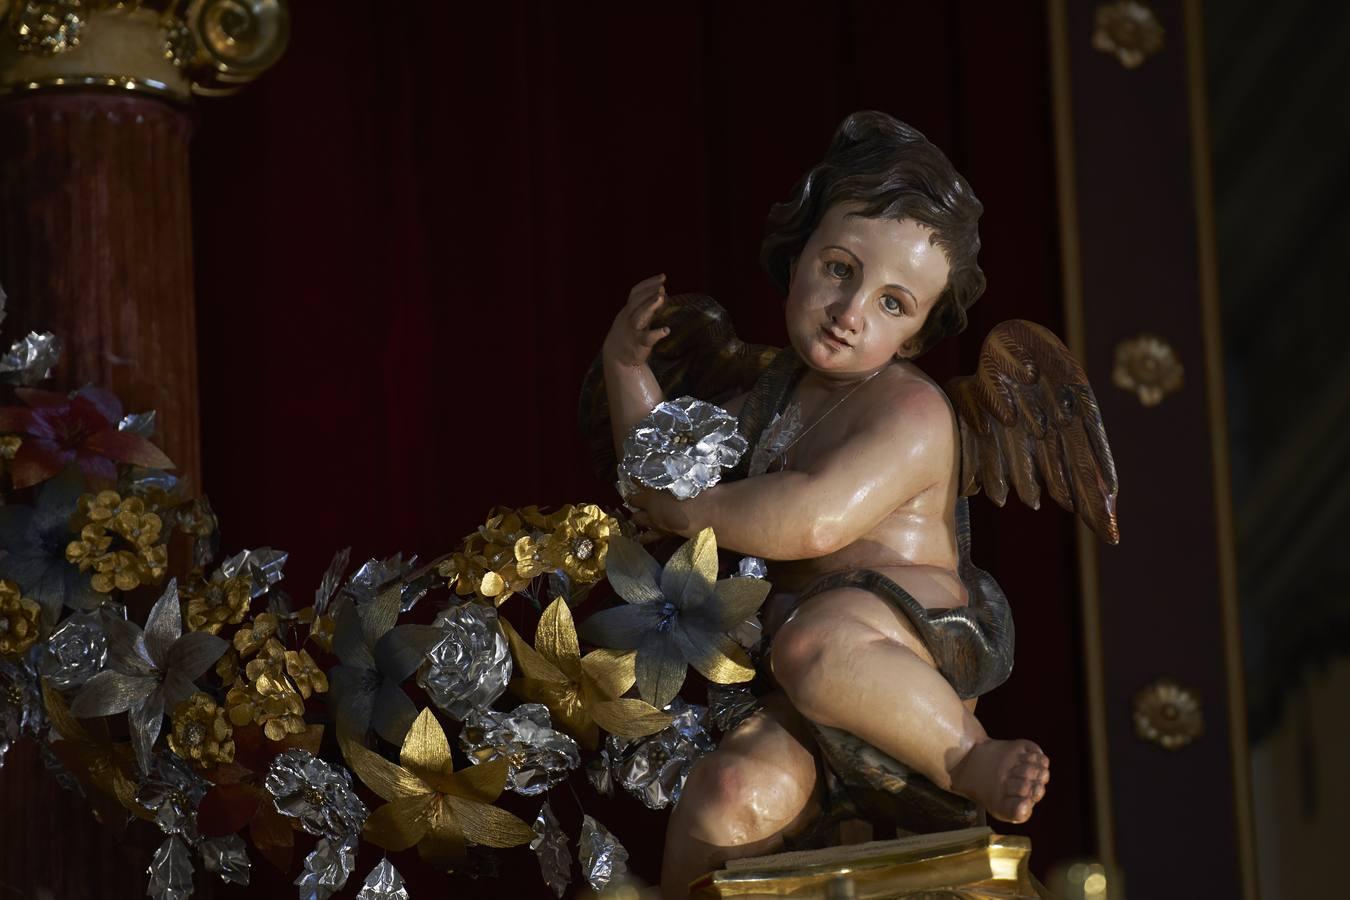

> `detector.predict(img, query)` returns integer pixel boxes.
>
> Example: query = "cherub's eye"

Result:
[882,294,905,315]
[825,260,853,279]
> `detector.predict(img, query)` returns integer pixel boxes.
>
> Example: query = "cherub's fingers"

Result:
[626,273,666,305]
[632,291,666,330]
[639,325,671,348]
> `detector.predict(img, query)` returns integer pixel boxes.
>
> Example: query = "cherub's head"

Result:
[761,111,985,370]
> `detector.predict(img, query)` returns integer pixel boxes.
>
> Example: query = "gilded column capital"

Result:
[0,0,289,101]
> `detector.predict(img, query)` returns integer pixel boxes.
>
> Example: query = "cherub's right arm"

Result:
[603,274,672,457]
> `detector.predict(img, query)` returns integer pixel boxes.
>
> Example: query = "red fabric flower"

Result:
[0,386,173,489]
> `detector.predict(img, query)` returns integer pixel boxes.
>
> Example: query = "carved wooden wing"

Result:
[945,320,1120,544]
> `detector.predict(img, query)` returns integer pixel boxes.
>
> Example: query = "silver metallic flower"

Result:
[605,698,714,810]
[69,580,227,773]
[220,547,289,599]
[418,602,511,720]
[621,396,748,500]
[459,703,580,796]
[146,835,194,900]
[530,801,571,898]
[0,655,44,767]
[39,609,108,691]
[585,754,613,797]
[136,752,210,843]
[341,552,430,613]
[328,585,440,744]
[355,858,409,900]
[295,835,357,900]
[200,834,250,886]
[578,814,629,892]
[264,749,368,841]
[0,331,61,385]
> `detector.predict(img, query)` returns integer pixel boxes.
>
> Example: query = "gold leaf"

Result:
[694,635,756,685]
[41,680,89,743]
[662,527,719,601]
[444,794,535,848]
[443,756,508,804]
[418,798,469,871]
[340,736,430,803]
[535,598,583,682]
[400,708,452,784]
[363,793,435,852]
[579,648,637,699]
[499,618,567,684]
[590,697,673,739]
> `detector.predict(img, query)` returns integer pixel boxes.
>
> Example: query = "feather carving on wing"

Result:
[945,320,1120,544]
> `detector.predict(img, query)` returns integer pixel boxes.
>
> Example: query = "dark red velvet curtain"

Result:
[186,1,1087,893]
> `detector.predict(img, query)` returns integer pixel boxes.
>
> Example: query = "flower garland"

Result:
[0,314,770,898]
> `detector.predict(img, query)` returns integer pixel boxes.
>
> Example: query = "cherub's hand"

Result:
[626,487,692,537]
[602,273,671,368]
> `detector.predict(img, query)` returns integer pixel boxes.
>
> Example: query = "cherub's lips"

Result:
[821,327,851,348]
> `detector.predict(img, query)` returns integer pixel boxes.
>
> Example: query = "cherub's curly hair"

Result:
[760,111,986,357]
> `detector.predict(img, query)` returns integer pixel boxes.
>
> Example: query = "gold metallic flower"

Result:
[342,708,534,870]
[215,647,240,684]
[296,605,336,653]
[284,648,329,699]
[553,504,618,584]
[0,435,20,460]
[513,534,560,580]
[0,579,42,657]
[1133,678,1203,750]
[184,573,253,635]
[233,612,279,657]
[1112,334,1184,406]
[226,674,307,742]
[168,692,235,768]
[1092,1,1165,69]
[501,598,670,750]
[66,492,169,593]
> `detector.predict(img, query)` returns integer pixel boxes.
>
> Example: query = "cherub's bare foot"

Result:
[949,739,1049,824]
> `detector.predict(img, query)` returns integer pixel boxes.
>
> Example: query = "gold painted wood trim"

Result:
[1047,0,1117,872]
[1182,2,1259,897]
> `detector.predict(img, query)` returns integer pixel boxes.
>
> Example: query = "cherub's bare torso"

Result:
[730,359,969,613]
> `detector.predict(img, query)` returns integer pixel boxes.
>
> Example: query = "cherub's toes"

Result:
[1006,777,1036,798]
[1010,762,1043,782]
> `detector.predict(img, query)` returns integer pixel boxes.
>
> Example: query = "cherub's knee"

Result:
[770,614,836,713]
[679,752,811,847]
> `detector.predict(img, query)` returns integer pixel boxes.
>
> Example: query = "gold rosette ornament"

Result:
[579,528,765,709]
[500,598,671,750]
[342,708,534,870]
[0,579,41,657]
[553,503,618,584]
[1112,334,1184,406]
[1133,678,1204,750]
[168,692,235,769]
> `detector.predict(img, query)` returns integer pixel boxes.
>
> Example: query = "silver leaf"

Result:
[200,834,250,886]
[578,814,629,892]
[118,411,157,437]
[0,331,61,385]
[146,836,194,900]
[530,801,571,898]
[295,835,357,900]
[354,857,409,900]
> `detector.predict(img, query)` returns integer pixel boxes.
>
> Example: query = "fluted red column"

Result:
[0,92,201,486]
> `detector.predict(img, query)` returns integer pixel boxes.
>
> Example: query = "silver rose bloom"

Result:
[459,703,580,796]
[418,603,510,720]
[39,610,108,691]
[295,835,357,900]
[355,857,409,900]
[530,801,571,898]
[264,749,368,840]
[621,396,748,500]
[200,834,250,886]
[146,835,194,900]
[605,698,714,810]
[579,814,630,892]
[735,556,768,579]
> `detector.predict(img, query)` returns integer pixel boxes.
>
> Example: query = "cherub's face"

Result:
[784,203,951,382]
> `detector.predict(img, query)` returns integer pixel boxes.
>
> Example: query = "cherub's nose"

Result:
[828,291,865,332]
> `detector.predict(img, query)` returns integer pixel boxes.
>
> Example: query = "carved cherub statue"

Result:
[583,111,1118,898]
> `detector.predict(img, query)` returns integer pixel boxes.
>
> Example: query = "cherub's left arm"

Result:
[631,381,956,560]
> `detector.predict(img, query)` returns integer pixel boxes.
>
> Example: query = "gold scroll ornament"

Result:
[0,0,288,100]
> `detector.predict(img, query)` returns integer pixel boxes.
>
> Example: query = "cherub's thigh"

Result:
[783,585,939,669]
